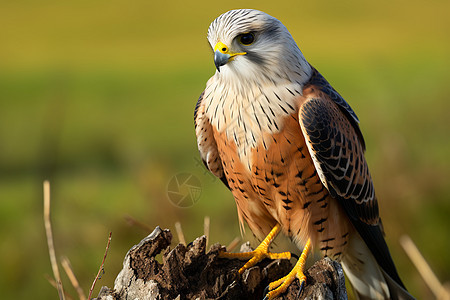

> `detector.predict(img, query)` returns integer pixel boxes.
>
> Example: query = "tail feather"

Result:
[342,232,389,299]
[381,269,416,300]
[342,232,415,300]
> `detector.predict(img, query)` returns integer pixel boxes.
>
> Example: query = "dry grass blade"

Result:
[44,180,65,300]
[124,215,153,232]
[204,216,210,250]
[175,221,186,245]
[226,237,241,252]
[400,235,450,300]
[61,256,86,300]
[45,274,74,300]
[88,232,112,300]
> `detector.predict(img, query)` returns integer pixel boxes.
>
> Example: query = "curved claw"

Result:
[263,284,270,298]
[266,275,305,299]
[296,280,305,299]
[263,238,311,300]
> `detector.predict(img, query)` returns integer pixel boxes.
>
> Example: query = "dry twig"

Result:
[88,232,112,300]
[44,180,65,300]
[61,256,86,300]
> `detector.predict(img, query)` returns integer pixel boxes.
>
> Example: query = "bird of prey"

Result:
[194,9,414,300]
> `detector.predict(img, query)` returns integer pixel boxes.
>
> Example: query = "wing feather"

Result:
[299,96,378,225]
[195,91,229,189]
[298,70,406,289]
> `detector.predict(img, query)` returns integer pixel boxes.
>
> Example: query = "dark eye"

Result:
[239,33,255,45]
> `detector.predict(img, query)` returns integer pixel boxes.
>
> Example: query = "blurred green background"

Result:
[1,0,449,299]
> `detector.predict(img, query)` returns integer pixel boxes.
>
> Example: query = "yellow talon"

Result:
[219,224,312,299]
[265,238,311,300]
[218,224,291,274]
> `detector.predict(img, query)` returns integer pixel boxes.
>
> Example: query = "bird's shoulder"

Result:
[301,67,366,150]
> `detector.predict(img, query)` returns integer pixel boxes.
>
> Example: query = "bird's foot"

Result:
[218,224,291,274]
[263,238,311,300]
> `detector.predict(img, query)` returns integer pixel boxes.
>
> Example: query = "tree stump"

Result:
[94,226,347,300]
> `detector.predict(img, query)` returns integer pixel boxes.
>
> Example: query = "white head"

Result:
[207,9,312,86]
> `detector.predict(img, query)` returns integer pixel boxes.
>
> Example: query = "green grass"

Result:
[0,0,449,299]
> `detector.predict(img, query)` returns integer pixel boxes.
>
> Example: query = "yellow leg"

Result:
[264,238,311,300]
[219,224,291,274]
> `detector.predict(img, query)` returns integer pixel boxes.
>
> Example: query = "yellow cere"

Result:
[214,41,247,57]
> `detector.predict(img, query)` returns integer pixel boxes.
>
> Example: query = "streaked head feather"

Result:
[207,9,312,86]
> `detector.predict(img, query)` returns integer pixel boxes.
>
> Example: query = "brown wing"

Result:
[298,73,406,289]
[299,94,378,225]
[194,91,229,189]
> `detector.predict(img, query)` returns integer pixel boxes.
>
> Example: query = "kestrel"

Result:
[195,9,414,300]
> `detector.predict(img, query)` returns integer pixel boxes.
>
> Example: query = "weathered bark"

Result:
[95,226,347,300]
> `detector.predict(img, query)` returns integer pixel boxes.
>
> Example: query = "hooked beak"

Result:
[213,41,246,72]
[214,51,230,71]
